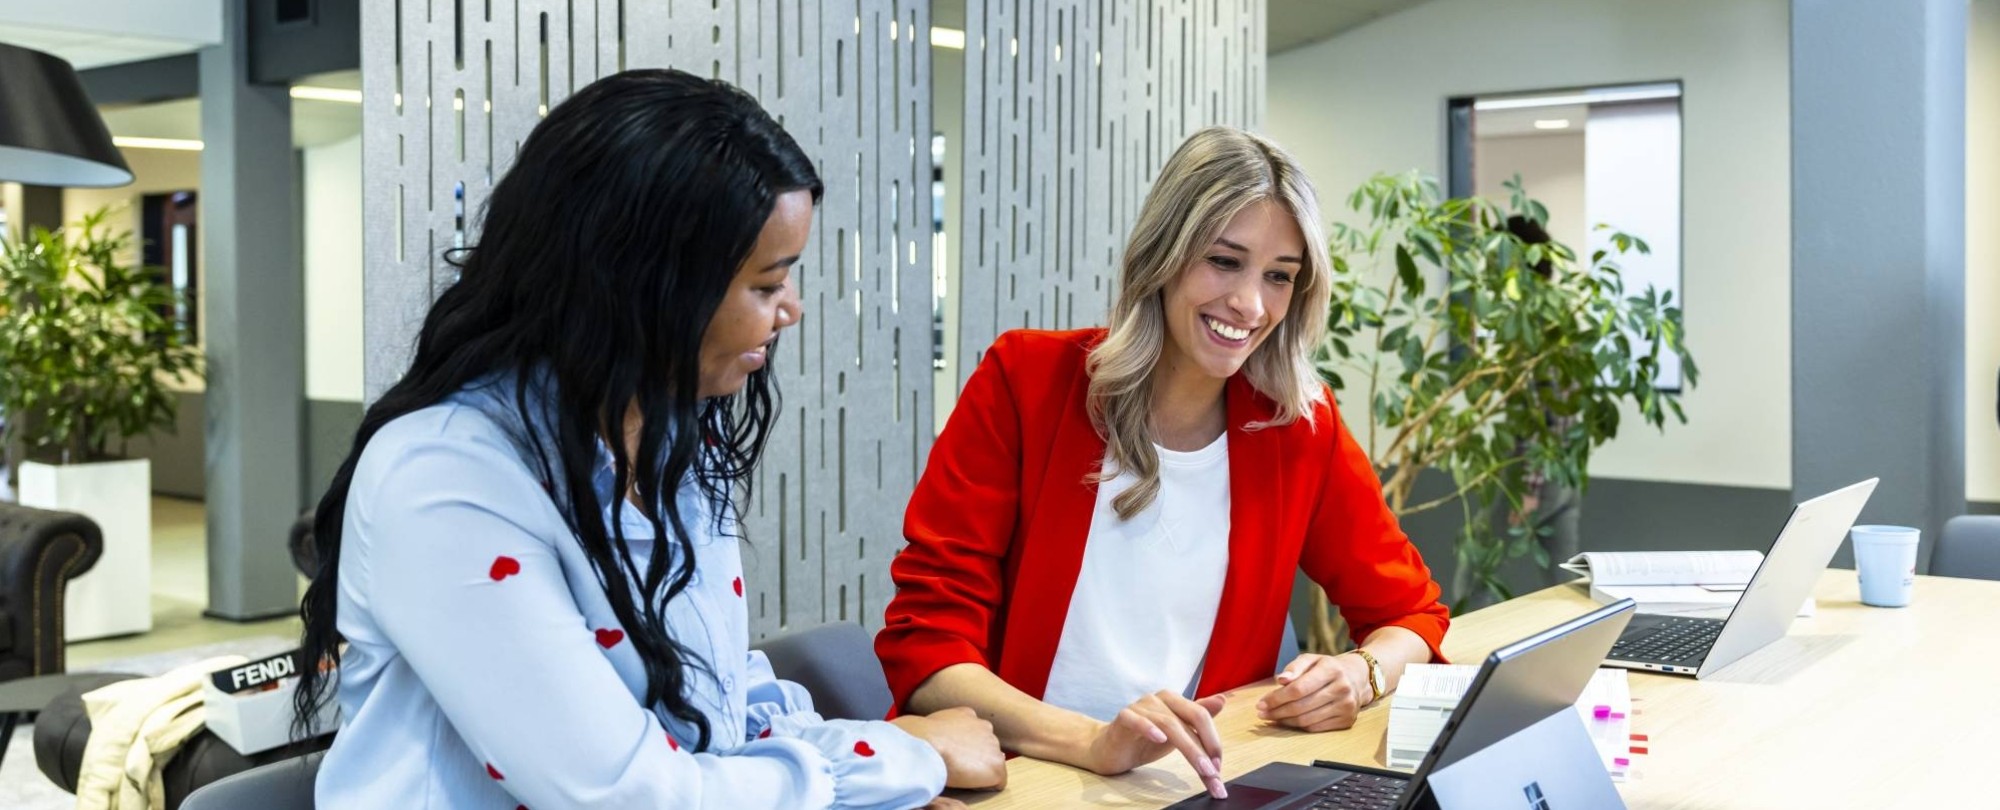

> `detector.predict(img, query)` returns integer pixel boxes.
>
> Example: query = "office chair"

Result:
[177,750,322,810]
[752,621,895,721]
[1933,516,2000,582]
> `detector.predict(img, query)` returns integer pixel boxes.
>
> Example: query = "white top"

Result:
[1042,433,1232,722]
[316,374,945,809]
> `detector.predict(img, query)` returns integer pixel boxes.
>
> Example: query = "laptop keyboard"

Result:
[1305,772,1405,810]
[1613,615,1724,664]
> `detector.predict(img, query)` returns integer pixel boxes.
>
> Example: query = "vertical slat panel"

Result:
[364,0,932,640]
[956,0,1264,381]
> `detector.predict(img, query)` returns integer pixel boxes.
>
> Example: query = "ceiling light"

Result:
[290,86,363,104]
[931,27,965,49]
[113,136,204,151]
[1533,119,1571,130]
[1473,82,1681,111]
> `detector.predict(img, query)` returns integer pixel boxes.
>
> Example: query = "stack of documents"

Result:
[1386,665,1635,781]
[1384,663,1479,769]
[1561,550,1814,619]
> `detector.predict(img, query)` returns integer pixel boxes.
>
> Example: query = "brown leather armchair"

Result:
[31,507,330,808]
[0,502,103,681]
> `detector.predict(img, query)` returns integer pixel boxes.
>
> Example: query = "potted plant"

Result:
[1304,172,1696,652]
[0,205,203,640]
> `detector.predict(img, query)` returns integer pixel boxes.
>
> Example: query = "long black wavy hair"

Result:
[294,69,821,752]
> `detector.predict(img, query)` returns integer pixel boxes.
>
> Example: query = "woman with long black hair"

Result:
[294,69,1003,808]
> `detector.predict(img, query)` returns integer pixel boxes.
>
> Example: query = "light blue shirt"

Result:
[315,376,946,808]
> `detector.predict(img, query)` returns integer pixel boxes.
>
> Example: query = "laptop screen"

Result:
[1405,600,1635,784]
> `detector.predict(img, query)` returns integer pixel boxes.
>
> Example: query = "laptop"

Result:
[1166,599,1635,810]
[1604,478,1877,678]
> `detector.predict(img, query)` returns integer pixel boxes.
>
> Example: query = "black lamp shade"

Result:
[0,42,133,188]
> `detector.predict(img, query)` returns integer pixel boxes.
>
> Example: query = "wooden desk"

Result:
[957,571,2000,809]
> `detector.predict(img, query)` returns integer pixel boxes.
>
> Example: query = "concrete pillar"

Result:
[1791,0,1966,570]
[199,0,306,618]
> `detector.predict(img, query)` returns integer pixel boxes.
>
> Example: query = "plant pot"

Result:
[19,458,153,641]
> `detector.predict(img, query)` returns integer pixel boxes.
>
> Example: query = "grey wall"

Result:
[303,399,363,505]
[1291,474,1993,623]
[122,393,361,506]
[120,392,207,498]
[249,0,361,84]
[1300,471,2000,617]
[78,54,200,106]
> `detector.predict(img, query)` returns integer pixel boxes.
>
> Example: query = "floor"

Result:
[0,497,303,807]
[67,497,303,670]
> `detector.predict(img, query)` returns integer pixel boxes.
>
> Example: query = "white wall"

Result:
[303,134,365,403]
[53,140,367,405]
[61,147,207,392]
[61,147,203,244]
[1585,100,1683,389]
[1269,0,1792,489]
[1970,0,2000,503]
[1473,132,1586,259]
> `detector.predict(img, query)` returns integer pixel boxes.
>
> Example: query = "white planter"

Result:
[19,458,153,641]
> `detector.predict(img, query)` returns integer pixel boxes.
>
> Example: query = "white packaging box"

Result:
[201,674,338,755]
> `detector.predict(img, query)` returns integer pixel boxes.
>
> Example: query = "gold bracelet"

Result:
[1344,648,1383,704]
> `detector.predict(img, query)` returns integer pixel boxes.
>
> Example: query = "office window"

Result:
[1450,83,1685,390]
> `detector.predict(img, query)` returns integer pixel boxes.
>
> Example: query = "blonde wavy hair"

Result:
[1086,126,1331,520]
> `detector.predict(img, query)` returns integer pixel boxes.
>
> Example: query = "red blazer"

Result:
[876,328,1448,712]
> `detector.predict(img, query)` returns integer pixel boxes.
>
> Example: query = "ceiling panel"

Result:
[0,1,221,48]
[1476,104,1591,139]
[0,25,202,69]
[1268,0,1435,55]
[98,96,362,150]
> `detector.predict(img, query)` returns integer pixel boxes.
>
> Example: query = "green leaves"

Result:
[1321,172,1699,607]
[0,205,205,462]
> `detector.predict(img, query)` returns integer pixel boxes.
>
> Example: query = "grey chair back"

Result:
[1934,516,2000,582]
[1278,616,1301,671]
[751,621,894,721]
[178,750,321,810]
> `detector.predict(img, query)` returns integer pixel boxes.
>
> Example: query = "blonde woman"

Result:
[875,127,1447,799]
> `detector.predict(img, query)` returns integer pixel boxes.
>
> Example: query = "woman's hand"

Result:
[1080,690,1229,799]
[891,707,1009,790]
[1257,653,1372,732]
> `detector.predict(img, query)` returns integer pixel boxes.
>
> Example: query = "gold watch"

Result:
[1344,648,1384,704]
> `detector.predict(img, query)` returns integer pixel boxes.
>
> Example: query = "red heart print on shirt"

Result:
[733,577,743,597]
[853,740,876,757]
[488,556,521,581]
[485,763,504,780]
[758,728,772,739]
[666,732,680,751]
[594,628,625,649]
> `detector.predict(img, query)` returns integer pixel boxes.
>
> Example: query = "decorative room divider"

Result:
[362,0,1262,639]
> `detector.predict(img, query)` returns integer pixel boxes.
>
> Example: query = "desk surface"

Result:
[956,571,2000,809]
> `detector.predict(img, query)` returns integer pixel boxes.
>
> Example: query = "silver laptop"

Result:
[1604,478,1877,678]
[1166,600,1634,810]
